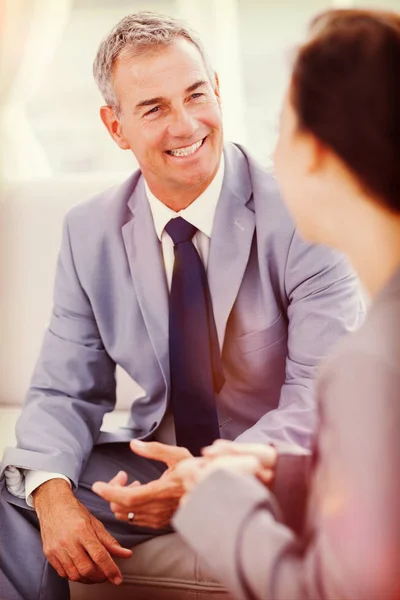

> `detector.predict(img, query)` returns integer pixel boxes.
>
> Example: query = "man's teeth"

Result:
[168,139,203,157]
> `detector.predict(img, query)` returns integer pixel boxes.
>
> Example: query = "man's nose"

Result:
[168,107,197,139]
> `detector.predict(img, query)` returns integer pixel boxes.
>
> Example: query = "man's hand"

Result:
[92,440,192,529]
[129,439,192,468]
[33,477,132,585]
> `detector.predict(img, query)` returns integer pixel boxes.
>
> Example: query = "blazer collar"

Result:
[208,143,255,348]
[123,176,170,386]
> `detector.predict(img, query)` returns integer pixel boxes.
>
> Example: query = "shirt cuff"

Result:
[4,466,26,498]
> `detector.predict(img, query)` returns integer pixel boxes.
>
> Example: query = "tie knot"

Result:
[165,217,197,245]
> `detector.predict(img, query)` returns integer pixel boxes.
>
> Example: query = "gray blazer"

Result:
[0,143,363,493]
[174,268,400,600]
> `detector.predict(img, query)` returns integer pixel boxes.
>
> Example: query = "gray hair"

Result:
[93,11,214,115]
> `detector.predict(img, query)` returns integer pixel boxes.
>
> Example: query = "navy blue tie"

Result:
[165,217,224,456]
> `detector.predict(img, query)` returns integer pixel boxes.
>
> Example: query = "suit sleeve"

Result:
[0,215,116,487]
[174,352,400,600]
[236,233,365,449]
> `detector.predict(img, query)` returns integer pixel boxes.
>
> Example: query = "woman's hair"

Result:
[290,9,400,212]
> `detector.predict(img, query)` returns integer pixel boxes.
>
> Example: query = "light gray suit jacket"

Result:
[175,268,400,600]
[0,143,363,494]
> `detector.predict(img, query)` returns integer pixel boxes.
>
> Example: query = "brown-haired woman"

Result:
[172,9,400,600]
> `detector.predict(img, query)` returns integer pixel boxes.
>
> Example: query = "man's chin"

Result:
[172,159,220,188]
[172,170,214,190]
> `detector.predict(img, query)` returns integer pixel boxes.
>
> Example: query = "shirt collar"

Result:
[145,154,225,241]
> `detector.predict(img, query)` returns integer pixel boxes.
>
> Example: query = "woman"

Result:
[171,8,400,600]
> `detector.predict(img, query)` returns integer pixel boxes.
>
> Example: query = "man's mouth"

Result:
[166,137,206,158]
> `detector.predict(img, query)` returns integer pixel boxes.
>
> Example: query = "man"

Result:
[0,11,363,600]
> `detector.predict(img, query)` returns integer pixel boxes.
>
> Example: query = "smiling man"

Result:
[100,37,223,213]
[0,11,364,600]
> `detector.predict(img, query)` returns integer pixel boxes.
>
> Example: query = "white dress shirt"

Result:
[5,156,225,508]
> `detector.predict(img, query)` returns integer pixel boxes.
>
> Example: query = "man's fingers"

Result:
[110,500,128,514]
[93,479,156,506]
[130,440,191,466]
[49,555,68,579]
[92,481,138,506]
[95,524,133,558]
[114,510,171,529]
[92,481,131,504]
[107,471,128,487]
[128,480,141,488]
[68,543,106,583]
[84,538,123,585]
[108,543,134,558]
[114,511,129,522]
[105,471,139,490]
[56,548,84,583]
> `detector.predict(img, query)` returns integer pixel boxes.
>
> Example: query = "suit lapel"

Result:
[208,144,255,349]
[122,177,170,386]
[121,144,254,376]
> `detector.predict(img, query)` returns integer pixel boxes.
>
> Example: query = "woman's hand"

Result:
[174,449,275,504]
[202,439,277,468]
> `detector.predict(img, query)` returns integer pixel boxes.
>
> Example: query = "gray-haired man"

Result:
[0,11,363,600]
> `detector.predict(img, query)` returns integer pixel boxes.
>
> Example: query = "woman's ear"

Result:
[302,131,329,175]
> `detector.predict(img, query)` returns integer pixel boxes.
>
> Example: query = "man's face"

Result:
[108,38,223,195]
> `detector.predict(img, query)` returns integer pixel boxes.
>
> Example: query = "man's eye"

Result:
[145,106,160,116]
[191,93,203,99]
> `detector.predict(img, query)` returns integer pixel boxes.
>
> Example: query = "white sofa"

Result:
[0,179,231,599]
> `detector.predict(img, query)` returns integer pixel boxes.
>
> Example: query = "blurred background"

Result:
[0,0,397,451]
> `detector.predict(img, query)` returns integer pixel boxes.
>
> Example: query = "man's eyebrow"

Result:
[134,80,207,112]
[135,96,165,111]
[186,79,207,93]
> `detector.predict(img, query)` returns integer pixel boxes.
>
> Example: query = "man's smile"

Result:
[166,136,206,157]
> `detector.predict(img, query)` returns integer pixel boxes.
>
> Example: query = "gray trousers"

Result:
[0,444,171,600]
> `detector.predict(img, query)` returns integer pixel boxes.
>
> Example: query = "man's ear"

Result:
[100,105,130,150]
[213,72,221,101]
